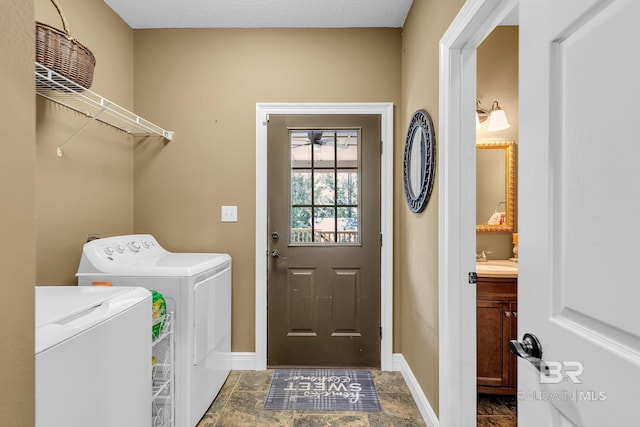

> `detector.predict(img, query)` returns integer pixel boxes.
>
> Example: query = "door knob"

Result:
[509,333,547,374]
[271,249,288,260]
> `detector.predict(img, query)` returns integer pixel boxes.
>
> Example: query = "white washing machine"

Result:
[36,286,151,427]
[77,234,231,427]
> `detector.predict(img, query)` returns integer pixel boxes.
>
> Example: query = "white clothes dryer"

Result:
[77,234,231,427]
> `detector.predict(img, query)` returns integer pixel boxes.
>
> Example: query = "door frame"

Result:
[438,1,517,426]
[255,102,394,371]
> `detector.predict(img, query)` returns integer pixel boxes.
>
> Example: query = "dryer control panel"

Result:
[76,234,231,278]
[77,234,168,274]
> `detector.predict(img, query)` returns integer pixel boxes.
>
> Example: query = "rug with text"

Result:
[264,368,381,411]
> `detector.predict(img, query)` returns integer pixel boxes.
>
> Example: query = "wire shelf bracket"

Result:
[35,62,174,157]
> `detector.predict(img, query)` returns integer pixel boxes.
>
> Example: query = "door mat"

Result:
[264,368,381,411]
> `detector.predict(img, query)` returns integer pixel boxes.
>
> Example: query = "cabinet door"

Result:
[508,301,518,389]
[477,300,510,387]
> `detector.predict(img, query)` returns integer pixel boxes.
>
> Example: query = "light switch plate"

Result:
[221,205,238,222]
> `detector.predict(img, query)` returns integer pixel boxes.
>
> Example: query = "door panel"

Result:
[519,0,640,425]
[287,268,317,336]
[267,114,381,367]
[331,269,361,336]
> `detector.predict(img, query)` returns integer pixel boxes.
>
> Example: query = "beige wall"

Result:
[35,0,135,285]
[476,26,519,260]
[0,0,36,424]
[8,0,481,420]
[133,28,402,352]
[401,0,465,415]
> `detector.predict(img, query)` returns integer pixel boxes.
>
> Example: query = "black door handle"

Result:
[509,332,547,374]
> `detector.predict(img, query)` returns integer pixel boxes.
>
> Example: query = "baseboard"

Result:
[230,352,257,370]
[393,353,440,427]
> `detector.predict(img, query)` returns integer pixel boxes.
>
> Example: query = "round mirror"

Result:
[409,129,423,197]
[403,109,436,213]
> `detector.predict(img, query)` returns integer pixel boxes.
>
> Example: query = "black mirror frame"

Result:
[403,109,436,213]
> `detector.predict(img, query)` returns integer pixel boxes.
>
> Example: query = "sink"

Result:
[476,260,518,278]
[478,264,515,271]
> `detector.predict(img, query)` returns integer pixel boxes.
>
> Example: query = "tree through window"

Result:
[290,129,360,244]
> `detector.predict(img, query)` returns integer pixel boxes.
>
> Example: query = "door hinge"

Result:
[380,139,383,155]
[380,326,382,339]
[380,233,383,247]
[468,272,478,284]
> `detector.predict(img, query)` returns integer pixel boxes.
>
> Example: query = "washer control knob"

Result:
[128,241,141,252]
[104,247,115,256]
[115,243,126,253]
[142,240,151,249]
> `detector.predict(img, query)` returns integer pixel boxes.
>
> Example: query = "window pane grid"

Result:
[290,129,360,245]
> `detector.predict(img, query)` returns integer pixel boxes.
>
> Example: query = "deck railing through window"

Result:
[291,228,358,243]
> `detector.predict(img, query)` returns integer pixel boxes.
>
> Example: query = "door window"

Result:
[290,129,360,245]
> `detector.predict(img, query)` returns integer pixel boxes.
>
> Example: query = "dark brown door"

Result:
[267,114,381,367]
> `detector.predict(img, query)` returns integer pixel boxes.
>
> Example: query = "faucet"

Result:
[476,251,487,262]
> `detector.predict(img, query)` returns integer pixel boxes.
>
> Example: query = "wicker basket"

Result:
[36,0,96,89]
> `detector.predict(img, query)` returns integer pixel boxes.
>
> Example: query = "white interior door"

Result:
[518,0,640,425]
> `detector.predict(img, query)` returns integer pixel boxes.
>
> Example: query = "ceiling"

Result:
[104,0,414,29]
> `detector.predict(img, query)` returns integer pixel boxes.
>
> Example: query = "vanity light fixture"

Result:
[486,101,511,131]
[476,100,486,129]
[476,100,511,132]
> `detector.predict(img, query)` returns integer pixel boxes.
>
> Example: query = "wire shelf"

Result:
[35,62,173,156]
[152,312,174,427]
[152,312,174,347]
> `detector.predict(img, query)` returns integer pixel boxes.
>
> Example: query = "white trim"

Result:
[438,1,517,426]
[255,102,394,371]
[230,352,257,371]
[393,354,439,427]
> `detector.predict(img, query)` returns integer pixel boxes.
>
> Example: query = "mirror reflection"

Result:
[409,129,423,197]
[476,141,515,232]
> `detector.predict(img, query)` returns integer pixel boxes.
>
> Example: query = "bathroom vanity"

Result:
[476,260,518,395]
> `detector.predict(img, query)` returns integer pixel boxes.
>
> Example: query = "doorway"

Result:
[266,114,381,367]
[438,1,518,425]
[475,25,519,427]
[255,103,394,371]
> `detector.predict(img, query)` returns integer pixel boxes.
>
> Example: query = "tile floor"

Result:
[197,369,427,426]
[477,394,517,427]
[196,370,518,427]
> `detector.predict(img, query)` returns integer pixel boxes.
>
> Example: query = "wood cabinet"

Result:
[477,276,517,394]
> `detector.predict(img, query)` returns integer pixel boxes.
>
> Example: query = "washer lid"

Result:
[35,286,150,354]
[104,252,231,276]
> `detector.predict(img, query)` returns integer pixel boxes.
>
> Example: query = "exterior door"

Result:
[519,0,640,425]
[267,114,381,367]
